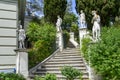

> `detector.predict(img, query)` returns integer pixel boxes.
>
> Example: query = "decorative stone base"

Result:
[56,32,63,51]
[14,49,28,78]
[69,32,79,48]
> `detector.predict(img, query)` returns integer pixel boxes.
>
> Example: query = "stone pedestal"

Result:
[69,32,79,48]
[14,49,28,78]
[79,28,87,48]
[56,32,63,51]
[70,32,75,40]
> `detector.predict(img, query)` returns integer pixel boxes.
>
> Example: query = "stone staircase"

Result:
[29,48,89,80]
[67,41,76,48]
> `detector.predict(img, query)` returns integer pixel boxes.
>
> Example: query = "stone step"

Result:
[46,60,83,64]
[53,56,82,59]
[60,53,79,55]
[62,50,80,52]
[37,67,87,71]
[42,64,85,68]
[67,41,76,48]
[62,50,80,53]
[34,71,89,76]
[55,54,80,56]
[36,69,87,74]
[63,48,80,51]
[54,55,81,58]
[49,58,83,62]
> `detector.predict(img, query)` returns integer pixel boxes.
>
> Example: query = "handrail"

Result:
[29,48,60,75]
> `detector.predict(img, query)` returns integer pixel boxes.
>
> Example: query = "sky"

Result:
[26,0,79,17]
[26,0,44,18]
[69,0,78,16]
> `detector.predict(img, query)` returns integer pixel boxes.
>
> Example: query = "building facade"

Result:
[0,0,26,72]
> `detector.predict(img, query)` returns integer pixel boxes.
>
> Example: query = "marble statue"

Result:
[56,15,63,51]
[56,15,62,32]
[18,25,26,49]
[80,10,86,28]
[91,10,100,41]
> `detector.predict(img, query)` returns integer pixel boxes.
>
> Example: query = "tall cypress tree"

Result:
[44,0,67,24]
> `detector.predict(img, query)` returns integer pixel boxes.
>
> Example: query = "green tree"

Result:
[62,0,78,31]
[76,0,119,28]
[63,12,78,28]
[66,0,72,13]
[115,0,120,16]
[26,21,56,68]
[18,0,26,26]
[44,0,67,24]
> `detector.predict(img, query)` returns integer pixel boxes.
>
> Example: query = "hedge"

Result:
[82,26,120,80]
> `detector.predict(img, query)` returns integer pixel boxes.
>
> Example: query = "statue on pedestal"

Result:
[80,10,86,28]
[91,10,101,41]
[56,15,63,51]
[18,25,26,49]
[56,15,62,32]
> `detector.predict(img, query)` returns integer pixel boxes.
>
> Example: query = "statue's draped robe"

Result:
[92,14,100,40]
[80,13,86,28]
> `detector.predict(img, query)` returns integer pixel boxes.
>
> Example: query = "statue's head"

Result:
[80,10,83,13]
[20,25,23,29]
[57,15,60,18]
[92,10,96,15]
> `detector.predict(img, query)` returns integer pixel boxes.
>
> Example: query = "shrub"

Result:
[81,38,91,61]
[26,22,40,44]
[86,27,120,80]
[27,22,56,68]
[63,30,70,48]
[34,73,57,80]
[70,22,79,43]
[44,73,57,80]
[0,73,25,80]
[61,66,82,80]
[34,75,44,80]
